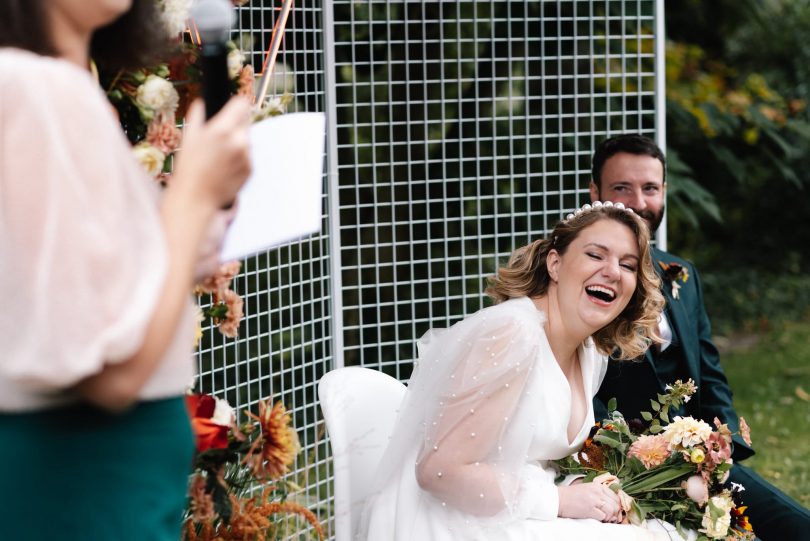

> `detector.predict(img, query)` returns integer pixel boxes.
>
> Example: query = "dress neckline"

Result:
[538,327,594,446]
[510,296,595,447]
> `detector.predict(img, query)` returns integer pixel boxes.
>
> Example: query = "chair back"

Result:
[318,367,407,540]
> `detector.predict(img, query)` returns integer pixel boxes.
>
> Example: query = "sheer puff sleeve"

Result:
[0,51,168,398]
[405,299,556,520]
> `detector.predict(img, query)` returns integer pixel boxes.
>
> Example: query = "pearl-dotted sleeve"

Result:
[411,303,558,520]
[0,51,168,400]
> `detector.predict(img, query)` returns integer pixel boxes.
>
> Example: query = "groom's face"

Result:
[590,152,666,234]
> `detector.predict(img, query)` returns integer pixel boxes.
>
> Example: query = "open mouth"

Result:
[585,285,616,304]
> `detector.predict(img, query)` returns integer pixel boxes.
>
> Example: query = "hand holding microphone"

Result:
[192,0,236,119]
[189,0,249,210]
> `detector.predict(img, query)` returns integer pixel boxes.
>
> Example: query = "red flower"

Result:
[186,393,231,453]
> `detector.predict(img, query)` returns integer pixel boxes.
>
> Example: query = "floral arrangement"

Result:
[184,392,324,540]
[555,379,755,540]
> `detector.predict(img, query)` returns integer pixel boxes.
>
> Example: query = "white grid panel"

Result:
[195,1,663,539]
[333,1,661,382]
[195,1,335,538]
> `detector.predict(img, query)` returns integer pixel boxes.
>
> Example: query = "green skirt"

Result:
[0,396,194,541]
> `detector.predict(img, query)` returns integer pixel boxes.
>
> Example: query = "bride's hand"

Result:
[558,482,623,523]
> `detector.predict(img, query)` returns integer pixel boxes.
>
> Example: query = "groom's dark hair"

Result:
[591,134,667,190]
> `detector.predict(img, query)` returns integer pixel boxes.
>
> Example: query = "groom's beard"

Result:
[635,205,665,234]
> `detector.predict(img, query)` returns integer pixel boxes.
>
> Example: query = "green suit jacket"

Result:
[594,247,753,460]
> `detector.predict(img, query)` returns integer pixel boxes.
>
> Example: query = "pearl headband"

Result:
[564,200,634,223]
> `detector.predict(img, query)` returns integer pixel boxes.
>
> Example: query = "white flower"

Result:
[158,0,192,35]
[211,396,235,426]
[662,416,713,448]
[132,142,166,177]
[701,493,734,538]
[135,75,180,120]
[227,48,245,79]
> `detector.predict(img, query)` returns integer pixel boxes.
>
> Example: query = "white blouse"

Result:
[0,48,196,411]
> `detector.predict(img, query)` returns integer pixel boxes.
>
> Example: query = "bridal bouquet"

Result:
[183,392,324,540]
[555,380,755,540]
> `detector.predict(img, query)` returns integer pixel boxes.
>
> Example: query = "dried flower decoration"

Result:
[183,393,320,540]
[245,401,301,480]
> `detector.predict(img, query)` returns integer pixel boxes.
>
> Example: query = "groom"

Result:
[589,134,810,540]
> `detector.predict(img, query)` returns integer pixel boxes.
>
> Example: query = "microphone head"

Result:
[191,0,234,43]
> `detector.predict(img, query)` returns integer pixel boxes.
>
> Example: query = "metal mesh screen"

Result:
[195,1,335,538]
[333,1,661,381]
[194,1,663,539]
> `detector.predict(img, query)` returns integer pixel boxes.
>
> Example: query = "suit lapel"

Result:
[651,248,701,386]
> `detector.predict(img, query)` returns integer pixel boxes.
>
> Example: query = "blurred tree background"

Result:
[665,0,810,332]
[665,0,810,506]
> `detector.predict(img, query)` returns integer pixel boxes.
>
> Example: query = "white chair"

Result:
[318,367,407,541]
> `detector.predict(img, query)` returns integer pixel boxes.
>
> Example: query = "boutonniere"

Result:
[658,261,690,299]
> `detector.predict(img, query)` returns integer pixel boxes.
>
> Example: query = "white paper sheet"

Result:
[221,112,326,260]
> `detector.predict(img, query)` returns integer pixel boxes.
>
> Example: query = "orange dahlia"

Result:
[245,400,300,480]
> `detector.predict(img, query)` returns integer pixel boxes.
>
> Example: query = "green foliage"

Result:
[701,270,810,336]
[664,148,721,228]
[664,1,810,273]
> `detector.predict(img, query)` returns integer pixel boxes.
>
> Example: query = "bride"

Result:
[357,202,680,540]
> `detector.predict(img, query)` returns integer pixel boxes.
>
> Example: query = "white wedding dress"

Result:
[357,297,676,541]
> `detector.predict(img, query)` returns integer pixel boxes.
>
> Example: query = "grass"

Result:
[719,320,810,507]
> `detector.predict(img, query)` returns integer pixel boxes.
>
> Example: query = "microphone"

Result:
[191,0,235,119]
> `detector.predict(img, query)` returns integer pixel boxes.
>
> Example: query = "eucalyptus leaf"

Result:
[594,432,624,449]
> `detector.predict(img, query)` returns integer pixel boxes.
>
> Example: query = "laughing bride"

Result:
[357,202,682,540]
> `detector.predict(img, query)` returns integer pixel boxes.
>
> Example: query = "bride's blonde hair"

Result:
[486,205,664,360]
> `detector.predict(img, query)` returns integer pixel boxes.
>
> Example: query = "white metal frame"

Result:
[192,2,664,539]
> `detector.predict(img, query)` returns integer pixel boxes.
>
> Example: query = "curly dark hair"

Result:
[0,0,170,70]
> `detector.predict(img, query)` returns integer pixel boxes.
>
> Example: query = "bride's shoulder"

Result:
[482,296,545,324]
[460,296,545,343]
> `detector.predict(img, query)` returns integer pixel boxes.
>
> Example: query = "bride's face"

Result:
[547,218,639,335]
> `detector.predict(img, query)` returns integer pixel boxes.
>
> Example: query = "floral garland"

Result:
[101,0,289,340]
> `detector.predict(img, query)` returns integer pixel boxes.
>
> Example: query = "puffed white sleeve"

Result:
[411,305,559,520]
[0,56,167,393]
